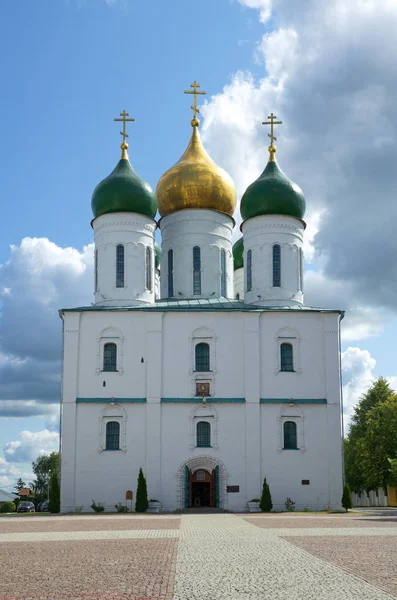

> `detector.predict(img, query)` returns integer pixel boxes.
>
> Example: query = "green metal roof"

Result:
[60,297,344,316]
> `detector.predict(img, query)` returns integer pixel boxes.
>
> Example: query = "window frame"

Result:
[246,249,252,292]
[193,246,201,295]
[195,342,210,372]
[105,421,121,450]
[97,328,124,376]
[283,421,298,450]
[95,249,98,292]
[272,244,281,287]
[275,328,301,375]
[168,248,174,297]
[196,420,212,448]
[220,248,227,297]
[280,342,294,372]
[99,403,127,453]
[103,342,118,372]
[146,246,153,292]
[116,244,125,288]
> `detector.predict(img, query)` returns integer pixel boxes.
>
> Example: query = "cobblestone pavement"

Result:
[0,513,396,600]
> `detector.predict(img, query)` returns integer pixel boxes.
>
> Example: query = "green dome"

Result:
[91,158,157,220]
[233,237,244,270]
[154,242,161,269]
[240,159,305,221]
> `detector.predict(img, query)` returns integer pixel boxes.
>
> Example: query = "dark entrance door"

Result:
[191,469,212,508]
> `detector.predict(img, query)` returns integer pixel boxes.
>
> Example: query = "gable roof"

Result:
[0,489,15,502]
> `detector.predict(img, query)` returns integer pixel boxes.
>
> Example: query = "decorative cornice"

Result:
[161,398,245,403]
[260,398,327,404]
[77,398,146,403]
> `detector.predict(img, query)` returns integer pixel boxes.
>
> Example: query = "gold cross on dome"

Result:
[262,112,282,147]
[184,80,206,126]
[114,110,135,148]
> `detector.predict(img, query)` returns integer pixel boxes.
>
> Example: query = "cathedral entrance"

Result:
[184,466,220,508]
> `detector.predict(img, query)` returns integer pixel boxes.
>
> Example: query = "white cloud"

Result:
[0,238,93,417]
[237,0,272,23]
[3,429,59,464]
[342,346,376,425]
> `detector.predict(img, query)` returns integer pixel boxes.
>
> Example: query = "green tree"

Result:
[0,501,16,513]
[341,484,353,512]
[14,478,26,495]
[345,377,397,491]
[260,477,273,512]
[388,458,397,486]
[360,395,397,489]
[31,452,59,499]
[135,468,148,513]
[48,471,60,513]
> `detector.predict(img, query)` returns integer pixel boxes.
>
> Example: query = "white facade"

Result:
[242,214,304,306]
[159,209,234,299]
[93,212,156,306]
[60,157,344,513]
[60,302,344,512]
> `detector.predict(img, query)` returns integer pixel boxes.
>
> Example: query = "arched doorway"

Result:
[177,456,228,510]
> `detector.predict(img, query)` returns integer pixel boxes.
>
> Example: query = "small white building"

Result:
[59,115,344,512]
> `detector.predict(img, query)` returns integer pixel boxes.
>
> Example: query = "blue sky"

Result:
[1,0,397,490]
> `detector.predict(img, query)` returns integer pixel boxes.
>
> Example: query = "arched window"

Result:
[196,421,211,447]
[116,244,124,288]
[283,421,297,449]
[220,249,226,297]
[193,246,201,295]
[168,249,174,297]
[280,343,294,372]
[106,421,120,450]
[195,342,210,372]
[247,249,252,292]
[273,244,281,287]
[103,343,117,372]
[146,247,153,291]
[299,248,303,292]
[95,249,98,292]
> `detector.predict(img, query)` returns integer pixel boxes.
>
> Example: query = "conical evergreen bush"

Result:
[260,477,273,512]
[48,471,60,513]
[135,467,149,513]
[341,483,353,512]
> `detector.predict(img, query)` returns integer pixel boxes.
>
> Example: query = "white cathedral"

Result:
[60,93,344,512]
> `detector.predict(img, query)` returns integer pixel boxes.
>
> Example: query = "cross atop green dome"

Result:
[241,113,306,222]
[91,157,157,220]
[91,110,157,221]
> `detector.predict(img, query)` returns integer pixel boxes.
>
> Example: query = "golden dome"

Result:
[156,122,237,218]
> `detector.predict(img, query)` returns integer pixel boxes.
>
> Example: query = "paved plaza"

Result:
[1,511,397,600]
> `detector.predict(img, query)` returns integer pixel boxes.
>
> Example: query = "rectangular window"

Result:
[116,245,124,288]
[280,343,294,372]
[168,249,174,297]
[273,244,281,287]
[193,246,201,295]
[220,249,227,297]
[95,249,98,292]
[196,422,211,447]
[146,247,153,291]
[105,421,120,450]
[103,343,117,372]
[247,249,252,292]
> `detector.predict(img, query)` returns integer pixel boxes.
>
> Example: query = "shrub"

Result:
[249,498,261,503]
[341,483,353,512]
[303,506,310,512]
[285,497,296,511]
[48,471,60,513]
[74,506,83,514]
[91,500,105,513]
[149,499,159,503]
[115,503,129,513]
[260,478,273,512]
[135,467,149,513]
[0,501,16,513]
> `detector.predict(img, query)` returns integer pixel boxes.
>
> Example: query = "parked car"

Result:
[40,500,49,512]
[17,501,35,513]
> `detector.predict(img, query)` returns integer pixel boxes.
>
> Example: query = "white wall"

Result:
[60,308,343,512]
[242,214,304,306]
[159,209,235,299]
[93,212,156,306]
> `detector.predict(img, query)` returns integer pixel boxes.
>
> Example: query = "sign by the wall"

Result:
[126,490,133,500]
[227,485,240,493]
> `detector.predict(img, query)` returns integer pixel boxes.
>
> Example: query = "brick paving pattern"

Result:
[284,535,397,598]
[0,511,396,599]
